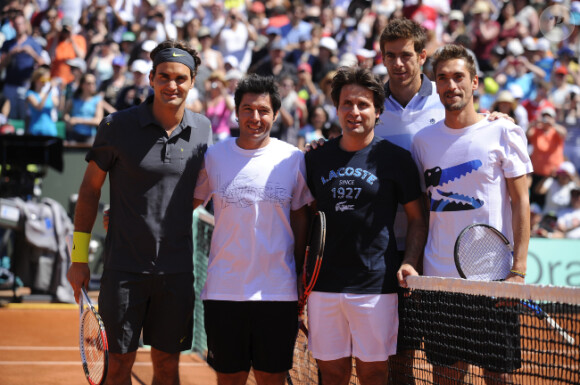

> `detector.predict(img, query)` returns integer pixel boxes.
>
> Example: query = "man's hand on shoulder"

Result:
[304,138,326,153]
[487,111,515,124]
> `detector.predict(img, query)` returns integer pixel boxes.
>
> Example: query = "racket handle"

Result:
[523,300,576,345]
[544,314,576,345]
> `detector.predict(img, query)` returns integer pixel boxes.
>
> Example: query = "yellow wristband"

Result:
[71,231,91,263]
[510,269,526,278]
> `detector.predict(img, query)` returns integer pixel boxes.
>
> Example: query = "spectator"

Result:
[527,106,567,207]
[521,79,554,123]
[136,39,156,68]
[213,8,255,73]
[197,26,224,72]
[250,39,297,81]
[497,1,521,47]
[249,26,281,71]
[26,66,59,136]
[115,59,153,111]
[285,34,315,68]
[551,186,580,239]
[319,7,337,38]
[550,66,580,117]
[311,36,338,84]
[553,47,580,83]
[98,55,130,115]
[224,69,243,136]
[562,3,580,57]
[355,48,377,70]
[316,69,337,123]
[0,91,10,126]
[248,1,268,34]
[513,0,539,37]
[442,10,466,45]
[205,2,226,38]
[532,38,554,82]
[31,6,60,39]
[61,57,86,113]
[140,2,177,43]
[181,17,202,49]
[47,16,87,85]
[0,13,45,120]
[87,39,119,89]
[494,39,546,101]
[64,73,104,145]
[297,105,327,151]
[168,0,204,30]
[280,0,312,50]
[467,1,499,73]
[119,31,136,65]
[296,62,320,109]
[490,90,518,124]
[530,202,544,237]
[0,1,21,41]
[82,7,109,49]
[535,161,579,215]
[204,71,234,142]
[508,83,528,130]
[272,74,307,146]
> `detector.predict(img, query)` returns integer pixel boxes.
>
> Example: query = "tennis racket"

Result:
[79,287,109,385]
[288,211,326,385]
[454,223,575,345]
[298,210,326,332]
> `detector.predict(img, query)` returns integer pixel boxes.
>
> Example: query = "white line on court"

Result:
[0,361,207,366]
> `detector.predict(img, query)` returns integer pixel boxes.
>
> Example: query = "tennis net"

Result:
[393,276,580,385]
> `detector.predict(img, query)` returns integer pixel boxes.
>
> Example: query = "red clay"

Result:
[0,306,218,385]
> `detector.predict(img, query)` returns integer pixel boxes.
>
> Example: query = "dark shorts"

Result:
[99,269,195,354]
[423,295,522,373]
[396,289,422,353]
[204,300,298,374]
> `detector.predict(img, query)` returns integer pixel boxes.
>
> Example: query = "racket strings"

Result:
[457,227,512,280]
[81,309,106,383]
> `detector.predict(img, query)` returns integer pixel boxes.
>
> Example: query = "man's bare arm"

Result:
[397,197,428,288]
[67,161,107,302]
[505,174,530,283]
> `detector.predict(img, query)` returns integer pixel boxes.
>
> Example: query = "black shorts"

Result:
[204,300,298,374]
[99,269,195,354]
[396,288,423,353]
[423,294,522,373]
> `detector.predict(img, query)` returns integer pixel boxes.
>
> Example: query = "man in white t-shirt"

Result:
[407,44,533,384]
[194,74,313,385]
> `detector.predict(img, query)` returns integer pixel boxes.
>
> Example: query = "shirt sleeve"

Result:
[291,151,314,210]
[501,123,534,178]
[85,116,117,172]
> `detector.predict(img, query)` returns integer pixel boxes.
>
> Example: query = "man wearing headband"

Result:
[67,40,212,384]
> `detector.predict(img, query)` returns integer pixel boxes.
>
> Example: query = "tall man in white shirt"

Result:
[406,43,532,385]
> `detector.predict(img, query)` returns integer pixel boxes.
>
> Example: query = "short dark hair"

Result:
[330,66,385,117]
[379,18,427,56]
[150,40,201,79]
[234,74,282,115]
[432,44,477,80]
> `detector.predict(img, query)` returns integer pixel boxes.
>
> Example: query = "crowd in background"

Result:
[0,0,580,237]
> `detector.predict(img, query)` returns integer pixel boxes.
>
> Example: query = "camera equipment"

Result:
[0,135,63,199]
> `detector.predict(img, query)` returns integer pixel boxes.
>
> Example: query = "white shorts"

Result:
[307,292,398,362]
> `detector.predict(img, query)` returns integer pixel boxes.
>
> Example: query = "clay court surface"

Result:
[0,297,218,385]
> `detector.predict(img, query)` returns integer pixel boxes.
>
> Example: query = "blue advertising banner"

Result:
[527,238,580,287]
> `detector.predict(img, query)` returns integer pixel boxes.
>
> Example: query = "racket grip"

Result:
[545,315,576,345]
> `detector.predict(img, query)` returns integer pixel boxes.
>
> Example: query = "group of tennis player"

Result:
[67,17,531,385]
